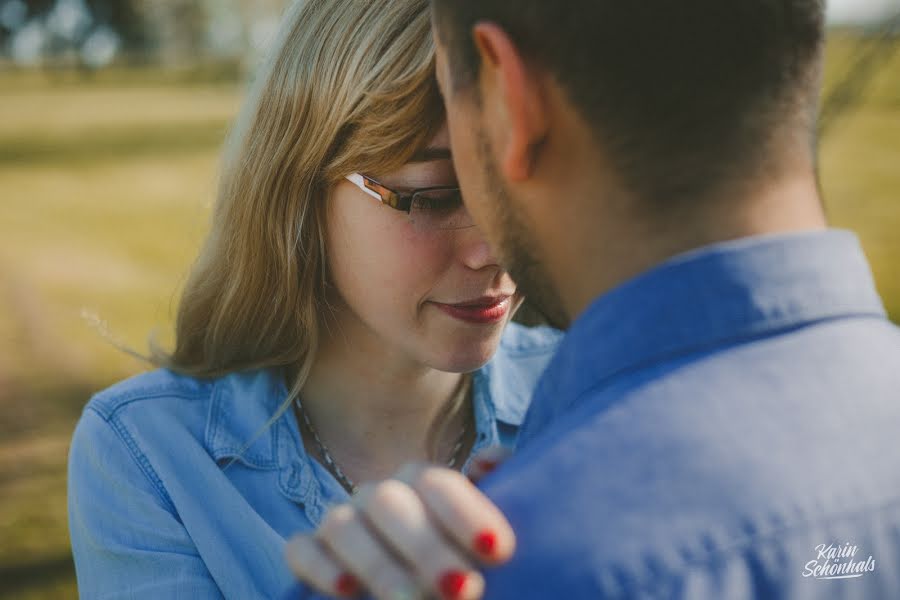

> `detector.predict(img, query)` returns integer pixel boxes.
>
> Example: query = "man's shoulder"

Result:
[483,483,900,598]
[495,314,900,505]
[480,316,900,598]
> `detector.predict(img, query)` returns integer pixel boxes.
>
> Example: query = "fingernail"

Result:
[476,459,498,473]
[438,570,468,600]
[473,529,498,557]
[335,573,359,596]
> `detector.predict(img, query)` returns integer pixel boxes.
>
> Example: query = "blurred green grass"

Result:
[1,32,899,598]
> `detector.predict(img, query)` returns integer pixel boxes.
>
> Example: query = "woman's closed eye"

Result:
[411,188,464,214]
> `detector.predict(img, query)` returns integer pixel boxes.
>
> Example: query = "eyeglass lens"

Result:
[408,189,474,231]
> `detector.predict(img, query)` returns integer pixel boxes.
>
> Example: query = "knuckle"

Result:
[415,466,471,505]
[318,504,357,538]
[406,469,430,492]
[367,478,416,512]
[421,464,466,490]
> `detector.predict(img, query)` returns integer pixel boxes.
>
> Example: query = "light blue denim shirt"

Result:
[477,230,900,599]
[67,322,561,599]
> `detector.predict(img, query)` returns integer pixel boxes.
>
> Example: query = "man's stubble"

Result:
[475,129,570,330]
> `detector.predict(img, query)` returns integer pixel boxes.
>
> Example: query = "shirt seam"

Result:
[88,406,179,514]
[90,388,211,421]
[620,494,900,596]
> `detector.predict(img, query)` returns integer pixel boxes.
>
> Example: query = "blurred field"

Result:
[1,32,899,598]
[0,72,240,598]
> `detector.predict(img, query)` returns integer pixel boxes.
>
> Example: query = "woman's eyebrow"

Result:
[409,147,452,162]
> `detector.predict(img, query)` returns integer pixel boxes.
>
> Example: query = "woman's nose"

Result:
[455,223,501,272]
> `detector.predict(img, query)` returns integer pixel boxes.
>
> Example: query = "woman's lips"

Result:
[432,296,512,325]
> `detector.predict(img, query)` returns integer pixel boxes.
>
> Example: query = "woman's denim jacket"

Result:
[68,323,561,599]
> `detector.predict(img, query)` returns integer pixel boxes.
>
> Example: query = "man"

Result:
[287,1,900,598]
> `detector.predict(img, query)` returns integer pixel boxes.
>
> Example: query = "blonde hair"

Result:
[151,0,446,442]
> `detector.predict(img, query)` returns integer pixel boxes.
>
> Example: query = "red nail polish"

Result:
[477,459,498,473]
[474,529,498,557]
[438,570,468,600]
[335,573,359,596]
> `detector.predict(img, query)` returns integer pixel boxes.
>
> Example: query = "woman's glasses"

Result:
[345,173,474,232]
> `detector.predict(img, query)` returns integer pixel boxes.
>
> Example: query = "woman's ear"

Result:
[472,22,548,183]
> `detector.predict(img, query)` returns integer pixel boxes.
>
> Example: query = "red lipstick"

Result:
[433,296,512,325]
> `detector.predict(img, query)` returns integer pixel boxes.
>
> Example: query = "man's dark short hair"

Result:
[432,0,826,210]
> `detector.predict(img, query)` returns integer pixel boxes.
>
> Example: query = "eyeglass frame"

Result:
[345,172,466,215]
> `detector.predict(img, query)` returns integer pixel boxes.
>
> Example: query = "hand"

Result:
[285,449,514,600]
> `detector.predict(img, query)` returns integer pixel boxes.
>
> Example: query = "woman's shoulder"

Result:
[84,367,286,418]
[478,323,564,428]
[68,369,221,539]
[85,368,215,419]
[498,321,564,356]
[75,368,290,471]
[68,368,301,597]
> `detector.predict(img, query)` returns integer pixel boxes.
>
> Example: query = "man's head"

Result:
[431,0,827,327]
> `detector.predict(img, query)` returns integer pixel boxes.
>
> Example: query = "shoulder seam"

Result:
[87,406,179,514]
[90,388,210,420]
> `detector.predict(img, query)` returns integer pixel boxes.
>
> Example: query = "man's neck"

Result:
[546,173,828,323]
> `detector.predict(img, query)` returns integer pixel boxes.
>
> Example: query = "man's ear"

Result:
[472,22,548,182]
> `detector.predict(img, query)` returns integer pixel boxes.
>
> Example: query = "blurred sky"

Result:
[829,0,900,24]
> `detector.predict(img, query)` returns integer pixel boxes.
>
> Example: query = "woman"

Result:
[66,0,559,598]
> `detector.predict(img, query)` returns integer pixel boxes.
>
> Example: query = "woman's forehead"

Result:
[407,123,452,164]
[377,153,455,189]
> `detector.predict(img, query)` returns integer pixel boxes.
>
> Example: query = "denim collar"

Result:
[204,348,538,524]
[518,229,888,447]
[205,369,286,470]
[202,369,328,522]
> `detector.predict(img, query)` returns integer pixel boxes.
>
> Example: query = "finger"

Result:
[466,446,513,483]
[395,463,515,566]
[317,503,421,600]
[285,534,362,598]
[355,479,484,600]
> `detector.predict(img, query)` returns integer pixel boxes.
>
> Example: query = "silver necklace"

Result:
[295,380,471,495]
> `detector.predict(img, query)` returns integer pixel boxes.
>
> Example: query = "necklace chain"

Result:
[295,378,471,495]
